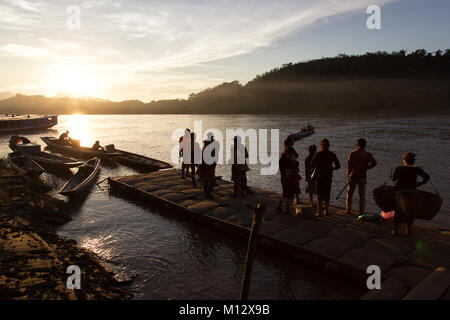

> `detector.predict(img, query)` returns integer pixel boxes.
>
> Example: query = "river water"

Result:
[1,114,448,299]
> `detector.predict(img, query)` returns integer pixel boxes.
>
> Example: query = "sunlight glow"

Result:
[50,63,102,98]
[66,113,92,147]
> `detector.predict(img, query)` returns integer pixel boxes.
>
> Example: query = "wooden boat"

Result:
[289,127,315,141]
[27,152,83,170]
[59,158,100,196]
[103,144,172,171]
[41,137,121,160]
[0,114,57,134]
[7,152,44,176]
[9,136,83,169]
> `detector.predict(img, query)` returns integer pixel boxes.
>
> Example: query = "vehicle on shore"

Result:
[0,115,57,134]
[59,157,100,196]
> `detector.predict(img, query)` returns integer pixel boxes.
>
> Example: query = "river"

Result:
[1,114,448,299]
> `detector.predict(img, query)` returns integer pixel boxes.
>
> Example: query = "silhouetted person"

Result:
[346,138,377,215]
[198,133,219,198]
[59,130,70,143]
[186,132,201,188]
[277,138,301,215]
[179,128,191,179]
[91,141,104,151]
[390,152,430,236]
[311,139,340,216]
[305,144,317,208]
[230,136,252,197]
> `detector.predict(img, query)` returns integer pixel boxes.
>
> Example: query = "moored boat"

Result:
[0,115,57,134]
[59,158,100,196]
[9,136,83,170]
[104,144,172,171]
[7,152,44,176]
[41,137,121,160]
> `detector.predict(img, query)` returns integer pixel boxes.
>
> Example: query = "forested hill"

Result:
[248,49,450,83]
[1,50,449,115]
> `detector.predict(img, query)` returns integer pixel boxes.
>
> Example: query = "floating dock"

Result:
[109,169,450,299]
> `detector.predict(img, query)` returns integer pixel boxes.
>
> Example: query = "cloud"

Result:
[0,0,397,100]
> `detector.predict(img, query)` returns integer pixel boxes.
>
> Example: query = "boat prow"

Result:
[59,157,100,196]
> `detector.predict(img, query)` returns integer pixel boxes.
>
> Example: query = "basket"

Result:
[373,186,396,212]
[373,186,443,221]
[414,190,443,220]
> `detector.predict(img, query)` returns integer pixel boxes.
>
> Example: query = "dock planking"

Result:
[109,169,450,298]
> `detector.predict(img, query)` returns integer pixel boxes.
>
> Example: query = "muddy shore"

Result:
[0,160,129,300]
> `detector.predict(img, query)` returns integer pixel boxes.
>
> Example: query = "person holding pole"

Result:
[345,138,377,215]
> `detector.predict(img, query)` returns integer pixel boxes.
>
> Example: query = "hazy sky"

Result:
[1,0,449,101]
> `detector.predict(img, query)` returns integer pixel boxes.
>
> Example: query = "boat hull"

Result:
[290,130,315,141]
[41,137,121,160]
[116,149,172,171]
[0,115,57,135]
[7,152,44,176]
[59,158,100,196]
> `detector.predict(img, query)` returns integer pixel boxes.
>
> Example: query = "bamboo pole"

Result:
[240,202,265,300]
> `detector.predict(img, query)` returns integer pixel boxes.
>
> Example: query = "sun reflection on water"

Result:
[66,114,92,147]
[79,235,117,261]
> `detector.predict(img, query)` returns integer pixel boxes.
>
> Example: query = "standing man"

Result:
[346,138,377,215]
[311,139,340,217]
[180,128,190,179]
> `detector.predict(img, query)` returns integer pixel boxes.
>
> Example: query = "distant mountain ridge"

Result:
[0,91,14,101]
[1,50,449,115]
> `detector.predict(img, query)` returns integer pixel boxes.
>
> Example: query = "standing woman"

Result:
[391,152,430,236]
[305,144,317,208]
[311,139,340,216]
[277,139,301,215]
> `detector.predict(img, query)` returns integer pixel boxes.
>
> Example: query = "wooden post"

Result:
[240,202,265,300]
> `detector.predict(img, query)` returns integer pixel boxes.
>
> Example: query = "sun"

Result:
[50,63,102,97]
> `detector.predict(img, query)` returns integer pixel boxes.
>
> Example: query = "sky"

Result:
[0,0,449,102]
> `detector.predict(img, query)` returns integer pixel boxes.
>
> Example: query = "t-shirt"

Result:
[347,148,376,178]
[393,166,430,191]
[311,150,340,179]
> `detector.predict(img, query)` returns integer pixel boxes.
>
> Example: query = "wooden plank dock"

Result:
[109,169,450,299]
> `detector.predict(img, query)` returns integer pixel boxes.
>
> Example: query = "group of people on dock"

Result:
[179,129,252,198]
[278,136,430,236]
[179,128,431,237]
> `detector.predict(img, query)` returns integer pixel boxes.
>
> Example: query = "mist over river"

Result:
[1,114,448,299]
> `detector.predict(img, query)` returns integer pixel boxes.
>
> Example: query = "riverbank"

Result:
[0,160,129,300]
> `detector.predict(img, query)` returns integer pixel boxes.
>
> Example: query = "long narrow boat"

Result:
[289,128,315,141]
[41,137,121,160]
[0,114,57,134]
[59,158,100,196]
[113,148,172,171]
[9,136,83,170]
[7,152,44,176]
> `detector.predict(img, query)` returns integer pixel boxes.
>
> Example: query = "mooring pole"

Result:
[240,202,265,300]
